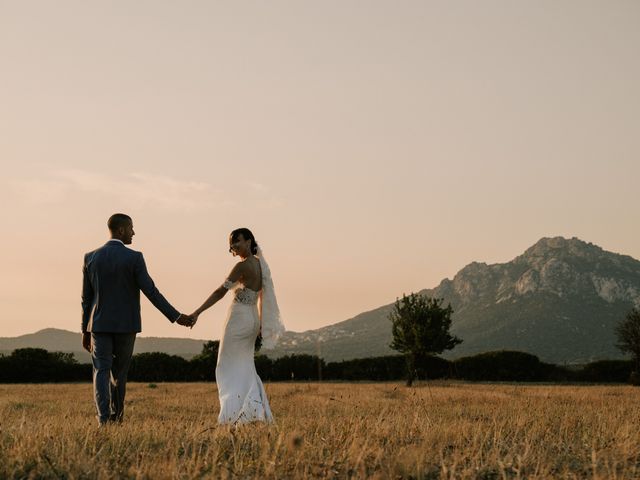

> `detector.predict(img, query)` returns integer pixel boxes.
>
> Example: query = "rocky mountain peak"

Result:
[520,236,604,262]
[436,237,640,308]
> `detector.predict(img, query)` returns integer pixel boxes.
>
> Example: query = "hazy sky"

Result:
[1,1,639,340]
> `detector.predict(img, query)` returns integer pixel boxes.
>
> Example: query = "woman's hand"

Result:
[188,312,200,328]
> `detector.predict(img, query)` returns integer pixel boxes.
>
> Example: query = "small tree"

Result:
[200,340,220,359]
[389,293,462,386]
[189,340,220,381]
[615,308,640,385]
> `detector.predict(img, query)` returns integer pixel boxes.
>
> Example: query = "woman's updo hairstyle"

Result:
[229,228,259,255]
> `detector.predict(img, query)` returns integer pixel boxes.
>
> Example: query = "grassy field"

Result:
[1,382,639,479]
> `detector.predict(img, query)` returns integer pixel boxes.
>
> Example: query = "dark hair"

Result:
[229,228,258,255]
[108,213,132,232]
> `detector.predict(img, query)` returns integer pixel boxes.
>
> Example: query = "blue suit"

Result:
[82,240,179,332]
[81,239,180,424]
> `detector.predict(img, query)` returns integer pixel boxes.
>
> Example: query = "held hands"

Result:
[176,313,193,327]
[176,313,199,328]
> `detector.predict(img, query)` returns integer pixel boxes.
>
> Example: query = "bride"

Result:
[188,228,285,424]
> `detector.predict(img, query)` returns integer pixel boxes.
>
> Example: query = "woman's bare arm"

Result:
[191,262,244,318]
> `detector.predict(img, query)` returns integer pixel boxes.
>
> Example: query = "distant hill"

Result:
[0,328,208,363]
[266,237,640,364]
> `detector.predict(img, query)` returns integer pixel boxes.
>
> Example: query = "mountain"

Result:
[266,237,640,364]
[0,328,208,363]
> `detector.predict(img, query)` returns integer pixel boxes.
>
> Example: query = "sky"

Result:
[1,1,639,341]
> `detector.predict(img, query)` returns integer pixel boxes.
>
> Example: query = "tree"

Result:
[454,351,552,381]
[201,340,220,359]
[615,308,640,385]
[0,348,86,383]
[389,293,462,386]
[271,354,323,381]
[189,340,220,381]
[129,352,189,382]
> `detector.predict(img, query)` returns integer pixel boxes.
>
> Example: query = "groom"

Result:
[81,213,191,426]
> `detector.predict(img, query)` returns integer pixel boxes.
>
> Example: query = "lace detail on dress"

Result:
[223,278,259,305]
[233,287,260,305]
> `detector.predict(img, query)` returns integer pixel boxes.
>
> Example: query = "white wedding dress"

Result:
[215,249,284,425]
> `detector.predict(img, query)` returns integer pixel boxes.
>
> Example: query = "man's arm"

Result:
[81,254,94,352]
[134,252,181,322]
[81,253,94,333]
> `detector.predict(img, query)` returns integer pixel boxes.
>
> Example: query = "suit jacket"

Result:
[81,240,179,333]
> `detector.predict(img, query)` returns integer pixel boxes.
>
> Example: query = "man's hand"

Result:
[82,332,92,352]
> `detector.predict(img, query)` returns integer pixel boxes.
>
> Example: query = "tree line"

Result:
[0,345,634,384]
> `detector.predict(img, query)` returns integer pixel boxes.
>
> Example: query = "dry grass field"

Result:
[1,381,639,479]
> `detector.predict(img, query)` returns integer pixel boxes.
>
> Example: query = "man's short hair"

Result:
[108,213,132,232]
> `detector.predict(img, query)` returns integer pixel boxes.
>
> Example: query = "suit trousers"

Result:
[91,332,136,424]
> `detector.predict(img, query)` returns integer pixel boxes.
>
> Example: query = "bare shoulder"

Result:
[227,260,247,282]
[233,260,249,273]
